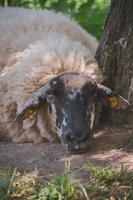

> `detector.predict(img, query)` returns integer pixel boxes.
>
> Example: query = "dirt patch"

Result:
[0,126,133,182]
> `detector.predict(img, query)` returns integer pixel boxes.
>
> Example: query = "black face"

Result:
[19,72,131,154]
[45,72,97,154]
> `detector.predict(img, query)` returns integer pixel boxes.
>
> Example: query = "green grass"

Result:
[36,173,88,200]
[85,163,133,199]
[0,163,132,200]
[0,167,14,200]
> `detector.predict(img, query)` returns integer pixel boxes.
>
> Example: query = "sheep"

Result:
[0,7,130,154]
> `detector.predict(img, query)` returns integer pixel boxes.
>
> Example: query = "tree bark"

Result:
[96,0,133,125]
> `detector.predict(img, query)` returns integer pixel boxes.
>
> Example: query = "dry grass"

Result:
[0,162,133,200]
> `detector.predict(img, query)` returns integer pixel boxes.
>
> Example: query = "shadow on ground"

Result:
[0,126,133,182]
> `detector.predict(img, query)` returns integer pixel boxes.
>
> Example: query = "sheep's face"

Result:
[42,72,97,154]
[18,72,131,154]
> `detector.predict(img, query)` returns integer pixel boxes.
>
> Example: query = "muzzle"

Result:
[61,128,92,154]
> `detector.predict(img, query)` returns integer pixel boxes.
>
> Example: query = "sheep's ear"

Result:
[17,95,42,120]
[17,85,48,120]
[96,84,131,110]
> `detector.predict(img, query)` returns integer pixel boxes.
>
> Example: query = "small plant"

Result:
[85,162,133,199]
[86,162,116,183]
[0,163,132,200]
[86,162,130,184]
[37,173,88,200]
[0,167,13,200]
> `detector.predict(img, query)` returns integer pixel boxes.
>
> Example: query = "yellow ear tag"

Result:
[24,108,34,118]
[109,96,118,108]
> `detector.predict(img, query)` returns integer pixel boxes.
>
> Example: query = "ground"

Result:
[0,126,133,182]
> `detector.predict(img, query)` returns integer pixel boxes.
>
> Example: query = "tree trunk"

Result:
[96,0,133,125]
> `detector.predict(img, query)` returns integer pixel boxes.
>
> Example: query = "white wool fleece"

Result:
[0,7,103,143]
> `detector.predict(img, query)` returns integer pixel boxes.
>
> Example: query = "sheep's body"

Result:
[0,7,103,143]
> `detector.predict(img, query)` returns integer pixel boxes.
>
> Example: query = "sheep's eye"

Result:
[69,90,76,95]
[46,90,53,97]
[68,90,77,98]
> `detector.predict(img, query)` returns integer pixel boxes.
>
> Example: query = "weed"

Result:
[0,163,132,200]
[85,162,133,199]
[0,167,13,200]
[36,173,88,200]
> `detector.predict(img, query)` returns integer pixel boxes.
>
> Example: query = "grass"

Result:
[0,163,132,200]
[85,162,133,199]
[36,173,88,200]
[0,167,14,200]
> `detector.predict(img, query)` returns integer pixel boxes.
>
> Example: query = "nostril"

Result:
[75,130,91,142]
[65,128,91,143]
[75,133,83,141]
[67,131,83,141]
[69,134,75,140]
[65,129,74,142]
[81,134,90,142]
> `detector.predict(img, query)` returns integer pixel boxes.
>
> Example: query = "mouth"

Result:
[64,141,92,154]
